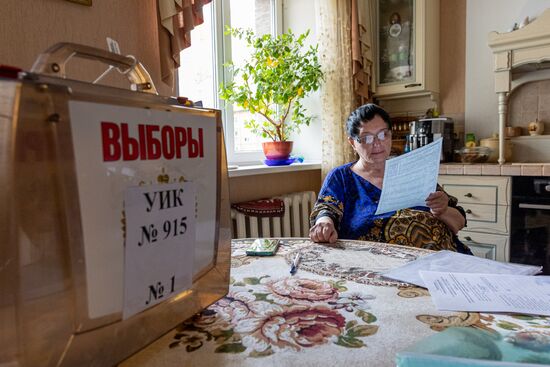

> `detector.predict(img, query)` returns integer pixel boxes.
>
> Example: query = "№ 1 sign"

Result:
[123,182,196,319]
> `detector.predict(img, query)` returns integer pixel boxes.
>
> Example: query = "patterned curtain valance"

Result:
[157,0,212,88]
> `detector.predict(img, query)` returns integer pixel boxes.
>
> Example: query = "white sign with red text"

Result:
[68,101,217,319]
[123,182,196,319]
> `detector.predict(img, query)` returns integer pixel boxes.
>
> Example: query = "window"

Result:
[177,3,215,108]
[177,0,282,164]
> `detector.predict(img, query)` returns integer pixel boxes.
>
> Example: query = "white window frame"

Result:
[212,0,283,165]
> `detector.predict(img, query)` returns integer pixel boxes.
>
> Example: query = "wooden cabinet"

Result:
[374,0,439,99]
[458,232,509,262]
[439,175,511,262]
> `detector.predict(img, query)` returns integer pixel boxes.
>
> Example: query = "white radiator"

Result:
[231,191,317,238]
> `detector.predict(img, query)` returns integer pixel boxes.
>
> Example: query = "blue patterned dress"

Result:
[310,162,471,253]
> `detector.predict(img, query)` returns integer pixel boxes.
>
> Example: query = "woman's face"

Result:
[348,115,392,164]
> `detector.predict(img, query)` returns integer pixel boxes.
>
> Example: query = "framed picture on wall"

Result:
[67,0,92,6]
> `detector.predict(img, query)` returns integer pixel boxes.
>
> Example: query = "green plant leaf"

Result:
[253,293,271,301]
[347,324,379,338]
[242,277,262,285]
[496,321,522,330]
[335,335,365,348]
[210,328,234,342]
[356,310,377,324]
[327,279,347,291]
[218,27,324,142]
[214,342,247,354]
[511,315,538,320]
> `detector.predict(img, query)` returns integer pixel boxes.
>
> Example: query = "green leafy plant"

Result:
[220,27,324,142]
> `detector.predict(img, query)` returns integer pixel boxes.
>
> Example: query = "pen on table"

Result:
[290,252,301,275]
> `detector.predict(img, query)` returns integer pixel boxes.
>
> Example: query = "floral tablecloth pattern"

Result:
[121,239,550,367]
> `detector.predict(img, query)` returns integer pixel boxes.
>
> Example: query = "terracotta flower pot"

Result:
[262,141,293,160]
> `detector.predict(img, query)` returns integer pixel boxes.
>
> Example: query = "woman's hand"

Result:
[425,190,465,234]
[426,191,448,217]
[309,217,338,243]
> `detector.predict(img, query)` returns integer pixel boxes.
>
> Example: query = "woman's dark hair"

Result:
[345,103,392,138]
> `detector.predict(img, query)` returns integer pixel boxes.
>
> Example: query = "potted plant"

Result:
[220,27,323,162]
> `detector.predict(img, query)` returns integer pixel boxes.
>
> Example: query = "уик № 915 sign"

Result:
[123,182,196,319]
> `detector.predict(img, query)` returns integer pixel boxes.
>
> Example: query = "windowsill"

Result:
[227,161,321,178]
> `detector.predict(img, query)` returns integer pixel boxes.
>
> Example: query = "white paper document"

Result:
[123,182,196,319]
[382,250,542,288]
[420,271,550,316]
[375,138,442,215]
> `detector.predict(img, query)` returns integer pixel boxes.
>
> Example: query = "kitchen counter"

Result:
[439,163,550,176]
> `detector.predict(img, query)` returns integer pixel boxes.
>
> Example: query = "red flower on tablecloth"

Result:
[506,329,550,352]
[235,304,346,352]
[260,278,339,305]
[170,276,379,355]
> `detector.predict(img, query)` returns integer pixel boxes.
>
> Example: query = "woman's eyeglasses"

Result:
[355,129,391,145]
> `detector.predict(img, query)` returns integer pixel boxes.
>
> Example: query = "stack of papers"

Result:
[420,271,550,316]
[383,251,548,316]
[383,250,542,288]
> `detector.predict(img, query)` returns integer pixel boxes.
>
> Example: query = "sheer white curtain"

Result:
[316,0,356,178]
[316,0,374,178]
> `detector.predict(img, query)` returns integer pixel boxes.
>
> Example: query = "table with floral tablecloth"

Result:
[121,239,550,367]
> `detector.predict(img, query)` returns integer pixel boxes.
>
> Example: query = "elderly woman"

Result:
[309,103,471,254]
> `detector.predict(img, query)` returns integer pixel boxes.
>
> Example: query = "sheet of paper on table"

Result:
[420,271,550,316]
[382,250,542,288]
[375,138,442,215]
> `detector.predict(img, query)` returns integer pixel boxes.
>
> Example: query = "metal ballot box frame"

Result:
[0,43,231,366]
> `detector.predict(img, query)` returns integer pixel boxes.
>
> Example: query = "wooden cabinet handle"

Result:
[404,83,421,88]
[465,209,472,214]
[464,193,473,198]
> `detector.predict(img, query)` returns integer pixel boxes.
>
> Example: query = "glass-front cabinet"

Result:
[375,0,439,98]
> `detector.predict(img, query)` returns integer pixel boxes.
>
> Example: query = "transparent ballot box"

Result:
[0,43,231,366]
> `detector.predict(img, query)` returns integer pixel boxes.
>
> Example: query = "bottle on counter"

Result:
[403,134,411,154]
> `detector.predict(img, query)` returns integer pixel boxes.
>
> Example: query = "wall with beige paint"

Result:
[0,0,172,96]
[439,0,465,116]
[229,170,321,204]
[439,0,466,139]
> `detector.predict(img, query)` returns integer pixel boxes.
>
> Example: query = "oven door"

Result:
[510,177,550,274]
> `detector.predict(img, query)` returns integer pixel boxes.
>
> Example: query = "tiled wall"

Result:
[440,163,550,176]
[509,79,550,133]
